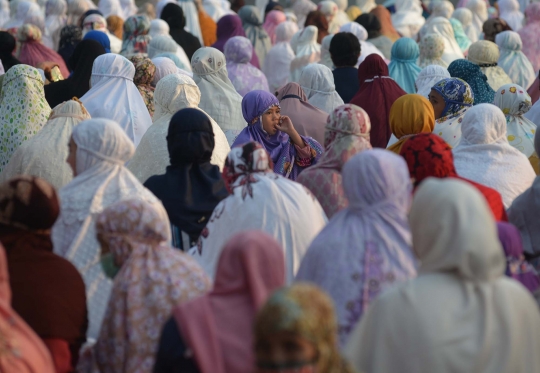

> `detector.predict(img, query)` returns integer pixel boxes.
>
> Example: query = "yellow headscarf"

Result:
[388,94,435,154]
[346,6,362,21]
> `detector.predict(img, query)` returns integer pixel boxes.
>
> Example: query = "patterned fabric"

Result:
[129,56,156,117]
[418,33,448,68]
[121,15,151,57]
[297,104,372,218]
[224,36,269,97]
[388,37,422,94]
[0,65,51,173]
[58,25,83,50]
[254,284,355,373]
[518,3,540,71]
[93,199,211,373]
[448,59,494,105]
[431,77,474,147]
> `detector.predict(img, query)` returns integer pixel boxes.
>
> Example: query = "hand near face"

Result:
[276,115,295,136]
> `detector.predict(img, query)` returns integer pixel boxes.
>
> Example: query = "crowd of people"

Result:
[2,0,540,371]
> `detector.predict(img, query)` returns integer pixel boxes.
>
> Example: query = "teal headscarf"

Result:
[388,37,422,94]
[448,59,494,105]
[449,18,472,52]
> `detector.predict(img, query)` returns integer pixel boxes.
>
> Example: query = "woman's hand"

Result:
[277,115,304,148]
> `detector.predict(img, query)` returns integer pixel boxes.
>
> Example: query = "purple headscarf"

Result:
[212,14,260,68]
[232,90,323,180]
[497,222,540,293]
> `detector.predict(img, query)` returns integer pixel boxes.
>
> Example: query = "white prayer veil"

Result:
[299,63,344,114]
[496,31,536,90]
[415,64,450,98]
[263,21,298,92]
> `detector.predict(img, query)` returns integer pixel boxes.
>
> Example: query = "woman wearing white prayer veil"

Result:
[453,104,535,208]
[52,118,169,340]
[127,74,230,183]
[339,22,385,64]
[80,54,153,147]
[149,18,169,37]
[44,0,67,51]
[4,1,40,30]
[466,0,488,35]
[422,17,464,65]
[0,99,90,190]
[0,0,9,28]
[414,64,450,98]
[264,21,298,92]
[496,31,536,90]
[147,35,192,72]
[452,8,478,42]
[290,26,321,83]
[391,0,425,39]
[427,0,454,21]
[98,0,122,18]
[498,0,524,31]
[192,47,245,145]
[299,64,344,114]
[344,177,540,373]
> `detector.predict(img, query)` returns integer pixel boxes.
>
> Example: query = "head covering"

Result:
[317,1,340,34]
[175,231,285,373]
[496,31,535,90]
[296,104,372,218]
[57,26,82,69]
[428,0,454,20]
[400,132,508,220]
[448,17,472,52]
[17,24,70,78]
[45,0,68,51]
[149,18,169,37]
[319,34,334,69]
[431,77,474,147]
[151,56,179,86]
[93,198,210,373]
[120,15,151,56]
[422,17,464,64]
[161,3,202,60]
[44,40,105,109]
[263,9,286,44]
[346,5,362,22]
[146,35,192,72]
[418,33,448,68]
[339,22,385,64]
[467,40,513,91]
[192,47,245,144]
[83,29,111,52]
[299,63,344,114]
[176,0,203,46]
[370,5,400,42]
[356,13,381,39]
[129,56,155,117]
[82,13,122,53]
[66,0,91,26]
[452,8,478,42]
[350,54,407,148]
[212,14,246,51]
[518,3,540,71]
[80,53,153,146]
[0,0,9,27]
[127,74,230,183]
[484,17,513,43]
[345,177,540,373]
[0,31,22,72]
[263,21,298,92]
[391,0,425,38]
[453,104,535,207]
[415,64,450,98]
[203,0,234,22]
[191,142,326,280]
[51,118,169,339]
[3,0,40,30]
[0,65,51,173]
[255,284,355,373]
[388,38,421,94]
[292,0,317,27]
[466,0,489,35]
[499,0,524,31]
[224,36,269,96]
[98,0,122,18]
[303,10,328,44]
[387,94,435,154]
[106,15,123,39]
[290,26,321,82]
[0,99,90,191]
[239,6,272,69]
[448,59,494,105]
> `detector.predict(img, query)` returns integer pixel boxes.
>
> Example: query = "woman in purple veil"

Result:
[232,90,323,180]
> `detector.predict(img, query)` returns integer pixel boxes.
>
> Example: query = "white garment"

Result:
[0,0,9,28]
[452,8,478,42]
[291,0,317,29]
[453,103,535,207]
[45,0,67,51]
[0,60,4,75]
[466,0,488,36]
[155,0,174,18]
[151,56,180,87]
[415,64,450,98]
[333,0,350,28]
[149,18,169,37]
[422,17,464,65]
[299,63,344,114]
[4,1,40,29]
[345,177,540,373]
[119,0,137,19]
[318,1,340,34]
[427,0,454,20]
[177,0,203,46]
[391,0,425,39]
[319,34,334,69]
[80,54,153,147]
[189,146,327,282]
[496,31,536,90]
[339,22,385,64]
[127,74,230,183]
[264,21,298,92]
[66,0,90,25]
[499,0,524,31]
[98,0,122,18]
[355,0,376,13]
[525,96,540,127]
[147,35,192,72]
[290,26,321,83]
[52,118,169,339]
[192,47,245,145]
[0,100,90,190]
[468,40,513,91]
[202,0,233,22]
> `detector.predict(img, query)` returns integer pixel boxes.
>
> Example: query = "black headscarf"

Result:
[144,108,228,243]
[161,3,201,60]
[0,32,22,73]
[58,26,83,70]
[44,40,105,108]
[355,14,382,39]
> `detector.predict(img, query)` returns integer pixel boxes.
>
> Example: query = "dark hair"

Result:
[355,14,382,39]
[329,32,361,67]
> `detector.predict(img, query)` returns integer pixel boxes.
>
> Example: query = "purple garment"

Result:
[497,222,540,293]
[232,90,323,180]
[224,36,269,97]
[212,14,260,68]
[295,149,417,346]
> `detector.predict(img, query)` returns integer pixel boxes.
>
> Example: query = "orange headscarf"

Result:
[370,5,401,41]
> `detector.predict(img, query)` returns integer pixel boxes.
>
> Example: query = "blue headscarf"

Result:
[388,38,422,94]
[449,18,472,52]
[83,31,111,53]
[431,77,474,118]
[448,59,494,105]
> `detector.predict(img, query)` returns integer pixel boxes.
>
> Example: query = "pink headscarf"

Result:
[173,231,285,373]
[263,10,287,44]
[17,24,69,78]
[518,3,540,71]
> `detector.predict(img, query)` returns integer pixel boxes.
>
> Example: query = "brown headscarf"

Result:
[0,176,88,371]
[107,15,124,40]
[305,10,329,43]
[129,56,156,117]
[482,18,512,42]
[370,5,401,42]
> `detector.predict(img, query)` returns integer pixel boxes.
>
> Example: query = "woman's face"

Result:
[428,89,446,119]
[66,136,77,176]
[261,105,281,136]
[255,331,317,373]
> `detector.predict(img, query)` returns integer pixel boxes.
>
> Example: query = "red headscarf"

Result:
[400,133,508,221]
[349,54,407,148]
